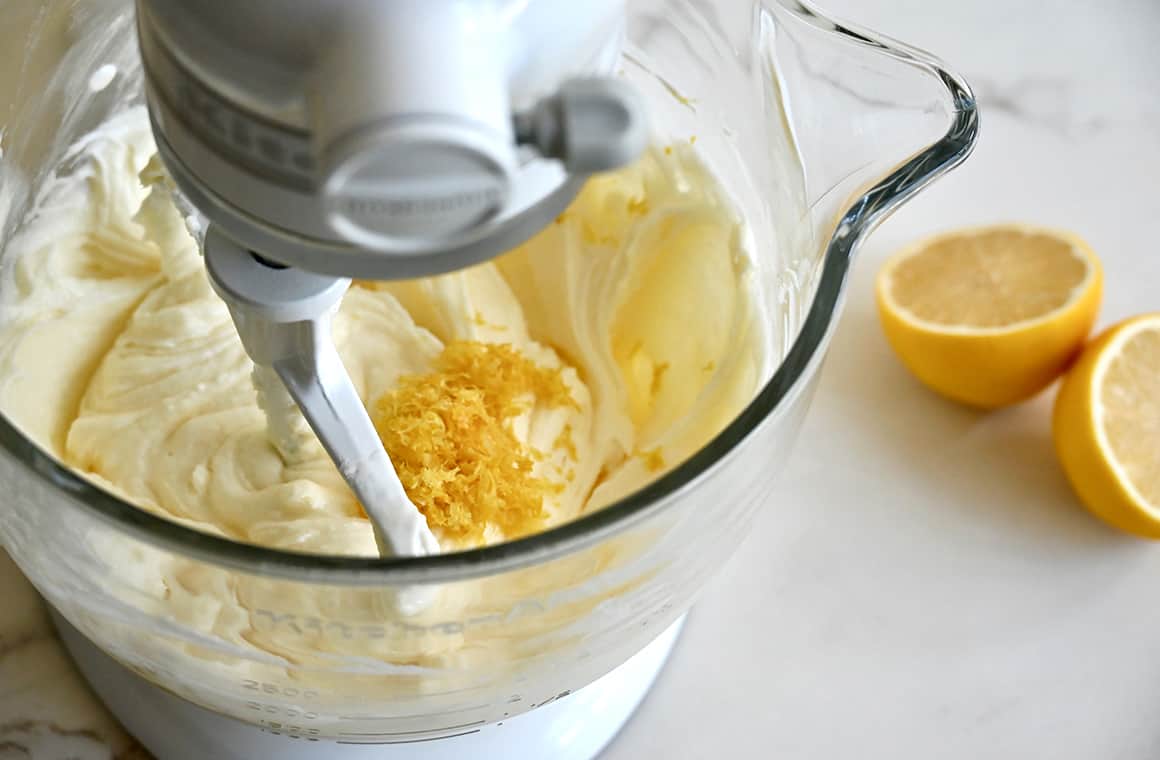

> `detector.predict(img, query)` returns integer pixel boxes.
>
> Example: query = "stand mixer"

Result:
[138,0,649,564]
[0,1,978,758]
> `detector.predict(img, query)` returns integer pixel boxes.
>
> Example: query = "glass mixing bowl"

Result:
[0,0,976,747]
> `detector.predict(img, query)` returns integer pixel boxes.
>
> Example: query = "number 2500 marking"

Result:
[241,679,319,700]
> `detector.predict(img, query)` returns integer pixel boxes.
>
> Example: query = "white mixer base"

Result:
[52,611,684,760]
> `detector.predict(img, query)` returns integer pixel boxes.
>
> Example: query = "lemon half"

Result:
[876,224,1102,408]
[1054,315,1160,538]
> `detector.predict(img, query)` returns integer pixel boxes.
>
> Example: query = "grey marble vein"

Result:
[0,633,44,664]
[971,75,1152,139]
[0,720,110,759]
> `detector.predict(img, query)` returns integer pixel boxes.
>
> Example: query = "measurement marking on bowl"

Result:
[337,729,481,746]
[338,703,491,720]
[241,678,319,699]
[339,719,487,737]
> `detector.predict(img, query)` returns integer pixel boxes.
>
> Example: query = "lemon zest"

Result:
[373,341,577,541]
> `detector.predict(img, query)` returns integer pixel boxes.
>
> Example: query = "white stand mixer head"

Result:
[137,0,648,276]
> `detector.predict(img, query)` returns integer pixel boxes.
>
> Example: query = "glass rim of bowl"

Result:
[0,1,978,586]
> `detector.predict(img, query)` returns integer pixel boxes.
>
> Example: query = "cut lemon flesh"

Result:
[1055,315,1160,537]
[877,224,1102,408]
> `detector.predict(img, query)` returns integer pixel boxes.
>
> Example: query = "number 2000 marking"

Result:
[245,701,319,720]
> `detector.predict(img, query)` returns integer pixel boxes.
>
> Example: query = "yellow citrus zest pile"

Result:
[373,341,577,542]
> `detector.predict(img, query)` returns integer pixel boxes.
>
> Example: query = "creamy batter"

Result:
[0,107,761,557]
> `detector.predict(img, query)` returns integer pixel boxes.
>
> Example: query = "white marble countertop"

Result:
[3,1,1159,758]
